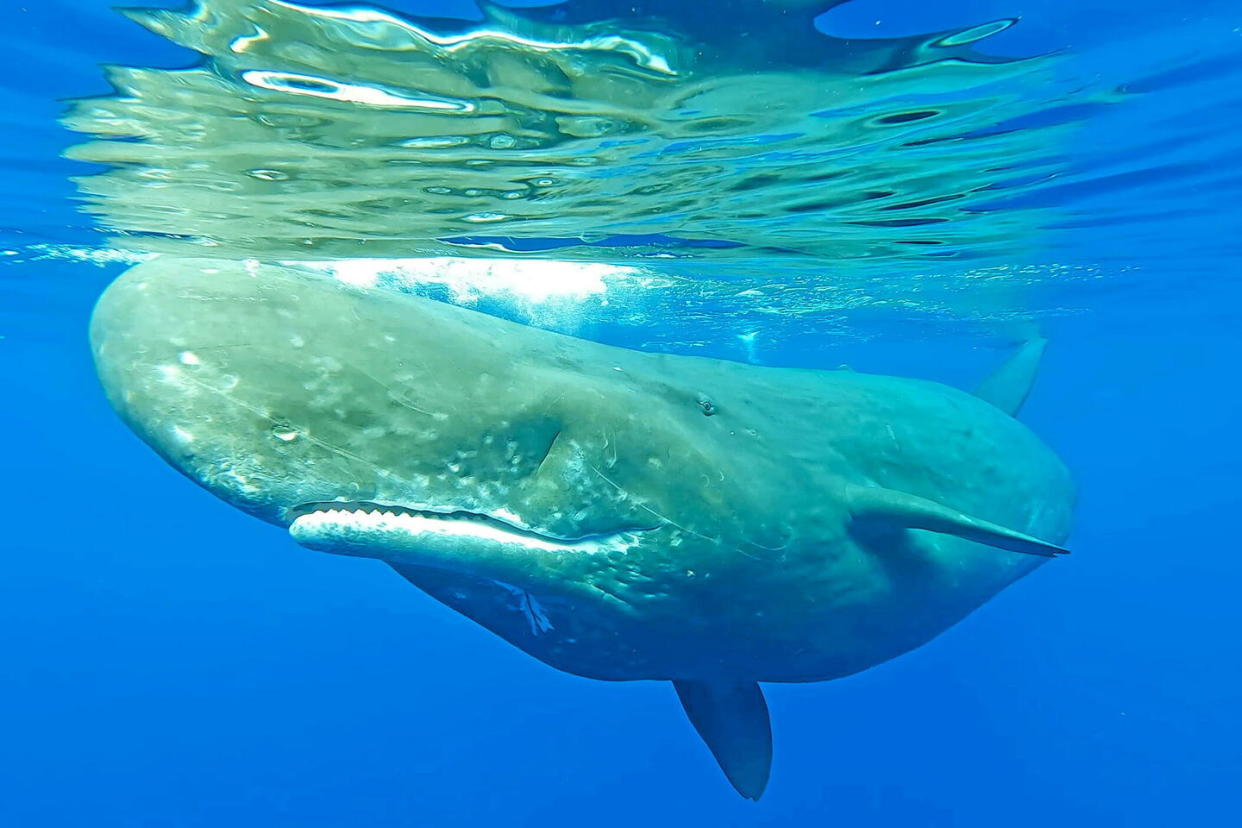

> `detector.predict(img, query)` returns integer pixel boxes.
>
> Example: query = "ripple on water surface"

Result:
[53,0,1237,347]
[61,0,1096,264]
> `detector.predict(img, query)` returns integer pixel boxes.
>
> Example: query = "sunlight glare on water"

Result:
[54,0,1108,333]
[20,0,1242,348]
[62,0,1085,263]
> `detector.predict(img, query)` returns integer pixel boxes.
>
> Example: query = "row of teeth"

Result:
[316,507,459,520]
[304,506,551,539]
[298,505,603,553]
[295,506,641,554]
[292,498,658,549]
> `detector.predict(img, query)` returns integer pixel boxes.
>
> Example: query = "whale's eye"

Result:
[696,396,716,416]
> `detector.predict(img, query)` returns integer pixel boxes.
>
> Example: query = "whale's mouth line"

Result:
[286,500,655,548]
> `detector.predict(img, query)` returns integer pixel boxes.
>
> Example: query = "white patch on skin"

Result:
[179,351,201,365]
[217,466,260,495]
[310,356,343,373]
[171,425,194,444]
[492,507,533,531]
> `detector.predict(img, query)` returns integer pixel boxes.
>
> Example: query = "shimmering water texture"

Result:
[62,0,1096,267]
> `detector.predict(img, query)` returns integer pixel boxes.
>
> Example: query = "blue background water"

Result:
[3,1,1241,826]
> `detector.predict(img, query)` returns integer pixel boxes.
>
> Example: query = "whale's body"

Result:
[91,258,1074,798]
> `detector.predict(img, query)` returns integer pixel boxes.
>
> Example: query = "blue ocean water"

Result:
[2,1,1240,825]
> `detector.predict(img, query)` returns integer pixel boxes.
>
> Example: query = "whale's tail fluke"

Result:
[674,680,772,800]
[974,337,1048,417]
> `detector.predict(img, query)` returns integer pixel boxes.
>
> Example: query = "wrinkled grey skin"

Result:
[91,258,1073,687]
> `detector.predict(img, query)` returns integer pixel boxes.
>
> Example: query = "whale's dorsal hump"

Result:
[974,337,1048,417]
[847,485,1069,558]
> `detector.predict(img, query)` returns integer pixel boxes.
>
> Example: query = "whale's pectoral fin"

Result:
[673,680,772,800]
[848,485,1068,558]
[974,337,1048,416]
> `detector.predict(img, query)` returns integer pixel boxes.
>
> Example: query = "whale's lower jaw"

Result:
[288,503,644,579]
